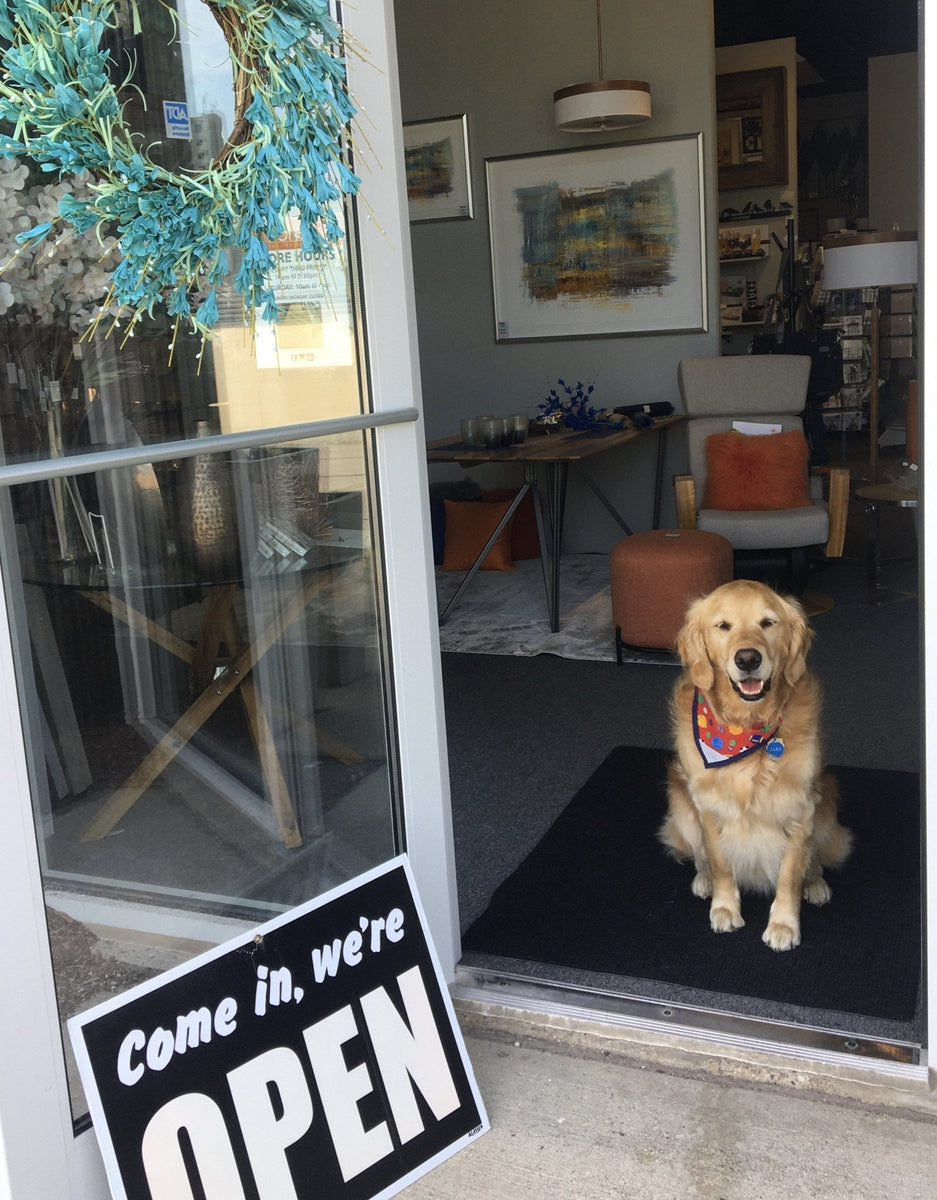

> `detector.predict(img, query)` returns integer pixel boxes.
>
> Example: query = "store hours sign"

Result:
[69,858,487,1200]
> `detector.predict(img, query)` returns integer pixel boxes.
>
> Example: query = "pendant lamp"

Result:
[554,0,651,132]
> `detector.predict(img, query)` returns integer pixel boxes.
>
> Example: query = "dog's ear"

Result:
[779,594,813,684]
[675,601,714,691]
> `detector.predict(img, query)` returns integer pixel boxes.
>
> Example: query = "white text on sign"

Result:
[139,965,461,1199]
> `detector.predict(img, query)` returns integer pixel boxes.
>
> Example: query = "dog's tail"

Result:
[659,761,702,862]
[816,770,853,868]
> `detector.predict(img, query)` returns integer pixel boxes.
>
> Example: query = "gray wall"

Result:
[394,0,720,549]
[869,53,919,235]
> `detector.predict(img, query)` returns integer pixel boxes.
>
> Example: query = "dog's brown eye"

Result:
[760,618,775,628]
[716,621,731,631]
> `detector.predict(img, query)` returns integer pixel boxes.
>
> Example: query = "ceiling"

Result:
[713,0,919,96]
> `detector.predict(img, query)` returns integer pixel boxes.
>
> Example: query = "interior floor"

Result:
[443,432,922,1046]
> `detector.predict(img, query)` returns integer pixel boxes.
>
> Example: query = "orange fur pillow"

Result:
[441,498,516,571]
[702,430,811,511]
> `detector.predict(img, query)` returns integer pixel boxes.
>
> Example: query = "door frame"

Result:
[0,2,459,1194]
[452,28,935,1087]
[922,35,935,1091]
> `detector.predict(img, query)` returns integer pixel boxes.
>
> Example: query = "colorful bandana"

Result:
[693,691,785,768]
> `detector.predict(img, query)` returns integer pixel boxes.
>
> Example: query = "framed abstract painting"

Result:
[486,133,707,341]
[403,114,474,222]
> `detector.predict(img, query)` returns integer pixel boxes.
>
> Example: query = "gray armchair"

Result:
[674,356,849,580]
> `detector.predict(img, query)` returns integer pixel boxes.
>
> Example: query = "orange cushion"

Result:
[702,430,811,511]
[441,498,516,571]
[481,488,541,559]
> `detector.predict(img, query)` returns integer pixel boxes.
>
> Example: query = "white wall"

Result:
[869,52,919,234]
[394,0,720,549]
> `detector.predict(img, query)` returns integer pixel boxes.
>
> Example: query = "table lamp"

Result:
[822,230,918,480]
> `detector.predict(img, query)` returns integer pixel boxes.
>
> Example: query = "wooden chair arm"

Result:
[814,465,850,558]
[676,466,849,556]
[674,474,698,530]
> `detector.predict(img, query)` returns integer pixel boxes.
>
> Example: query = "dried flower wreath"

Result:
[0,0,359,345]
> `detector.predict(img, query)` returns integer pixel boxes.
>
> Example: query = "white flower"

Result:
[0,158,28,191]
[0,169,120,328]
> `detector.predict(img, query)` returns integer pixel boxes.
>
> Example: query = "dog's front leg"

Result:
[699,811,744,932]
[764,819,811,951]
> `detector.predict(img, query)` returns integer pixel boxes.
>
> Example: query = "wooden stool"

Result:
[610,529,733,657]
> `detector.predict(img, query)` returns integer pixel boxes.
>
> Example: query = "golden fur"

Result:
[660,579,851,951]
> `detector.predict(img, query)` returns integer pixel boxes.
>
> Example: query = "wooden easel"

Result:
[79,568,362,847]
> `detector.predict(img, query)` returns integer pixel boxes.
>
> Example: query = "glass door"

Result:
[5,424,401,1126]
[0,2,452,1193]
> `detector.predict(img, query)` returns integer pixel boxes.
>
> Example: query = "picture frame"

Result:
[485,133,707,342]
[403,114,473,222]
[716,67,788,190]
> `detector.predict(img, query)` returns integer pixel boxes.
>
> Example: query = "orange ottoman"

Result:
[610,529,733,657]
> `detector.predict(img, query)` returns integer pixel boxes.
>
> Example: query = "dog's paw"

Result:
[691,872,712,899]
[763,920,801,951]
[710,904,744,933]
[803,877,832,906]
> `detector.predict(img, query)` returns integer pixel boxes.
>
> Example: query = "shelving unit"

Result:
[817,298,871,438]
[818,284,917,464]
[718,214,790,332]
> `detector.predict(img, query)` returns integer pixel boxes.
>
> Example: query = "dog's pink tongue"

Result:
[739,679,764,697]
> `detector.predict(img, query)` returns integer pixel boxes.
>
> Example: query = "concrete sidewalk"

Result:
[406,1005,937,1199]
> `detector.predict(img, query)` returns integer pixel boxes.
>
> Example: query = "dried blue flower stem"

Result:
[0,0,360,343]
[537,378,614,431]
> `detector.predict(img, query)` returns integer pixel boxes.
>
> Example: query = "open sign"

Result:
[69,858,487,1200]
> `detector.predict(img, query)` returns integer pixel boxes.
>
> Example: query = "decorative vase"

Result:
[250,446,323,538]
[178,421,240,581]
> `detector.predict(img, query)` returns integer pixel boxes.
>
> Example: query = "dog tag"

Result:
[765,737,785,758]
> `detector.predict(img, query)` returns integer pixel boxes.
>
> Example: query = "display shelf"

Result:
[717,209,793,225]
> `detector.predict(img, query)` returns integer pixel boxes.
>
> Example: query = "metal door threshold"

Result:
[453,965,924,1077]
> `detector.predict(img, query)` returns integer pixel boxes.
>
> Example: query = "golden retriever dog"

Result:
[660,579,851,951]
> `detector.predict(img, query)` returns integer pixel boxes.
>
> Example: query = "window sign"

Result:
[69,858,487,1200]
[162,100,191,140]
[254,213,356,369]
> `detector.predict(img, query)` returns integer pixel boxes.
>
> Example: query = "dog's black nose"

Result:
[734,647,762,673]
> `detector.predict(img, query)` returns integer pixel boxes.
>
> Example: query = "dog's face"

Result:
[676,580,811,714]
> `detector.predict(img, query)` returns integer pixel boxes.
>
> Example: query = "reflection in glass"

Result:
[4,430,395,1121]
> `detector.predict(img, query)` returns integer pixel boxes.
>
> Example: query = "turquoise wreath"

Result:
[0,0,360,341]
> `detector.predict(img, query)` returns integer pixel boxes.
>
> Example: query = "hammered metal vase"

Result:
[179,421,240,581]
[251,446,322,538]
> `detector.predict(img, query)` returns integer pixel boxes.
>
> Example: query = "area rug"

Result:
[436,553,675,664]
[461,746,921,1022]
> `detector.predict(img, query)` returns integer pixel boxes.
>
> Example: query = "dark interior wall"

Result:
[393,0,721,550]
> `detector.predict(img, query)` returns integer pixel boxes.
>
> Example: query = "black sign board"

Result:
[69,857,488,1200]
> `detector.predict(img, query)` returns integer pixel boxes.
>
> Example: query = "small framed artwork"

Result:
[403,114,473,222]
[716,67,788,190]
[486,133,707,341]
